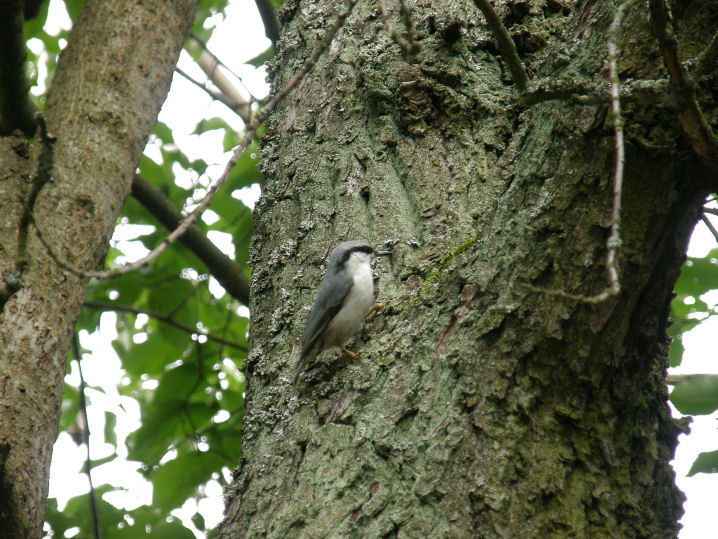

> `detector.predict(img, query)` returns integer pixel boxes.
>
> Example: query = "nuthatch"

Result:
[294,240,391,384]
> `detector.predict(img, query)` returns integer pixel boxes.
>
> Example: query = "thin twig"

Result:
[188,33,246,86]
[601,5,626,299]
[472,0,529,91]
[73,336,102,539]
[701,214,718,244]
[174,66,250,122]
[521,78,673,107]
[691,30,718,82]
[525,3,627,304]
[667,373,718,385]
[187,35,261,115]
[33,0,359,281]
[398,0,418,46]
[648,0,717,160]
[131,175,250,306]
[702,207,718,216]
[379,0,420,54]
[84,301,248,351]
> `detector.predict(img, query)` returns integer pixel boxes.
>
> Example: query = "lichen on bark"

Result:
[221,0,717,536]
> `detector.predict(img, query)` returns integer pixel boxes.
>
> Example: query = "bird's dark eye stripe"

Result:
[338,245,373,266]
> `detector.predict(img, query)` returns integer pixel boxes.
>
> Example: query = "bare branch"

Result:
[34,0,360,281]
[175,66,251,123]
[648,0,718,160]
[472,0,529,91]
[691,29,718,82]
[522,78,673,107]
[601,5,627,300]
[84,301,248,351]
[186,39,253,122]
[378,0,420,55]
[131,175,250,306]
[255,0,280,44]
[701,214,718,244]
[667,373,718,385]
[524,3,628,304]
[72,336,101,539]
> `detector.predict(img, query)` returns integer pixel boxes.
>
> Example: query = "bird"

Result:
[294,240,391,384]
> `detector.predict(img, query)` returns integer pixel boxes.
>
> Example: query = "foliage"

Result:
[29,0,272,536]
[669,243,718,475]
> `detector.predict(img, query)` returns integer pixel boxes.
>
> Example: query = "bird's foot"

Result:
[366,300,391,322]
[342,348,362,359]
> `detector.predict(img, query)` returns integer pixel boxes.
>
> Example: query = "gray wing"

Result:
[301,267,354,358]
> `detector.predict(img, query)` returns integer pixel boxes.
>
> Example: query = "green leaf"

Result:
[245,46,274,67]
[153,121,175,144]
[192,511,206,531]
[193,116,232,135]
[139,154,168,186]
[65,0,87,21]
[104,410,118,447]
[674,250,718,297]
[129,400,181,463]
[670,375,718,415]
[152,451,226,512]
[688,448,718,476]
[59,382,80,431]
[226,142,261,190]
[668,334,684,368]
[23,0,51,38]
[147,517,196,539]
[119,332,183,375]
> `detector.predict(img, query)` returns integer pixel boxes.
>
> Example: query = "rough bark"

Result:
[221,0,717,536]
[0,1,197,535]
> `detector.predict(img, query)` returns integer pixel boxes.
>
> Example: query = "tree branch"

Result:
[255,0,280,45]
[524,3,627,303]
[174,66,250,123]
[648,0,718,160]
[72,336,101,539]
[185,38,253,122]
[701,214,718,244]
[667,373,718,385]
[33,0,360,281]
[0,0,37,135]
[521,78,674,107]
[84,301,248,351]
[379,0,421,55]
[130,175,250,306]
[472,0,529,91]
[691,29,718,82]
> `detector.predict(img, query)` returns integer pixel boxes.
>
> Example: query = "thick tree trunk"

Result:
[0,1,197,535]
[221,0,716,536]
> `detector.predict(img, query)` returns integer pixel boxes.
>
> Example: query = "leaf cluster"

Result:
[669,245,718,476]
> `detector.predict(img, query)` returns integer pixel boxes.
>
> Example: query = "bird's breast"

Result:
[324,263,375,346]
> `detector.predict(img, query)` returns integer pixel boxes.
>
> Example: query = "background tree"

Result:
[0,0,264,536]
[1,0,718,537]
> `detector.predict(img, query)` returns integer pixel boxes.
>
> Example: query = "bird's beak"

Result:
[374,250,392,257]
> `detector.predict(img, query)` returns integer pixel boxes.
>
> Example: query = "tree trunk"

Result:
[221,0,716,536]
[0,1,197,535]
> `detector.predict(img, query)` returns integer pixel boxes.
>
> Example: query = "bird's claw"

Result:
[342,348,362,359]
[366,300,391,322]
